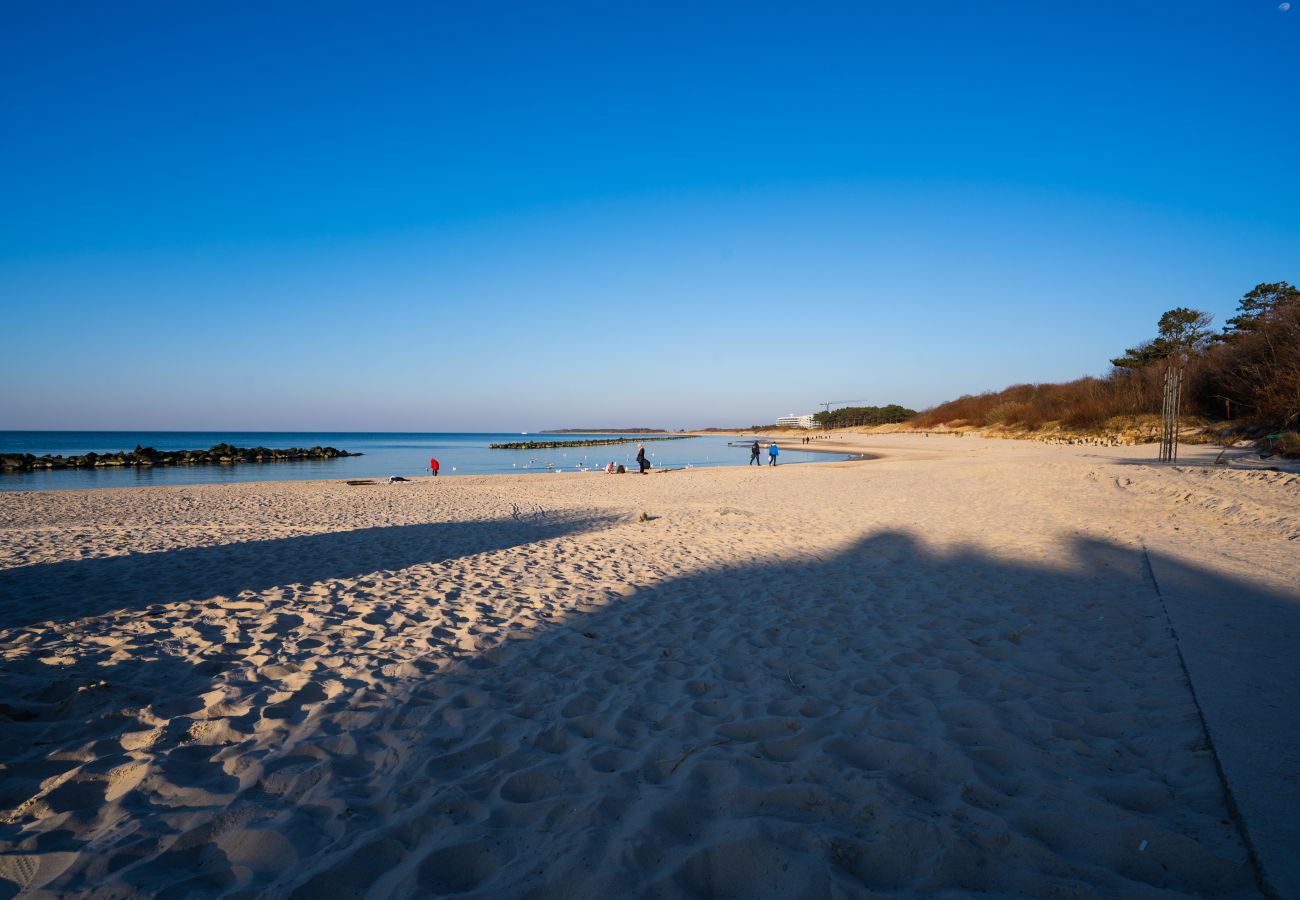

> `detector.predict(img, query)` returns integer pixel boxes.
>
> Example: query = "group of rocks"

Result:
[489,436,690,450]
[0,443,360,472]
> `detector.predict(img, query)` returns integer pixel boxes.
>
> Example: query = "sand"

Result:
[1,434,1296,898]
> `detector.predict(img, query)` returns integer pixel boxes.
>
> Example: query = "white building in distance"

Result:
[775,413,819,429]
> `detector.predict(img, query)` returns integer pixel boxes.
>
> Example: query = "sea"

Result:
[0,432,853,492]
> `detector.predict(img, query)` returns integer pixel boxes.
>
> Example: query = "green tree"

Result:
[812,404,917,428]
[1111,307,1213,368]
[1109,339,1167,370]
[1221,282,1299,338]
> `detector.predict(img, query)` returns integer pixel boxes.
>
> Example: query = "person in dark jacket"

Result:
[749,440,761,465]
[636,443,650,474]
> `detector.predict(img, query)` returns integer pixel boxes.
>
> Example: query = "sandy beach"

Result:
[1,434,1297,898]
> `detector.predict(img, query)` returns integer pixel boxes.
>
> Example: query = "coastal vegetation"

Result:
[914,282,1300,456]
[0,443,359,473]
[489,436,691,450]
[813,405,917,429]
[746,405,917,432]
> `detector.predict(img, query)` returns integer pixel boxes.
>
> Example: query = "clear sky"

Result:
[2,1,1296,431]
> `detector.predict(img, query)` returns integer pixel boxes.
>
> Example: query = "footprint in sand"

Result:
[498,765,567,803]
[416,841,501,895]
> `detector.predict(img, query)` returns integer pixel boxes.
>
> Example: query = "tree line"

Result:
[813,405,918,428]
[914,282,1299,455]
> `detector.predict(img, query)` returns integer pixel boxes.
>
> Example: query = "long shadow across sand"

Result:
[2,527,1295,898]
[276,532,1287,900]
[0,513,615,633]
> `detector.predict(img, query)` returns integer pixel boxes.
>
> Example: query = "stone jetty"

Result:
[0,443,360,472]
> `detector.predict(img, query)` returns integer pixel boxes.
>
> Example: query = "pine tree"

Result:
[1221,282,1299,338]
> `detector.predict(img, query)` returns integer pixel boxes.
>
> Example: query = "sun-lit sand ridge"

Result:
[1,434,1297,897]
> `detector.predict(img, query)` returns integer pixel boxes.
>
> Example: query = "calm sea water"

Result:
[0,432,851,492]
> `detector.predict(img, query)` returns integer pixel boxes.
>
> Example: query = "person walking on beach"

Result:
[636,443,650,474]
[428,457,440,477]
[768,442,779,466]
[749,440,761,465]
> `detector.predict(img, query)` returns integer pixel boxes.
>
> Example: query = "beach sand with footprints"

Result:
[1,434,1296,897]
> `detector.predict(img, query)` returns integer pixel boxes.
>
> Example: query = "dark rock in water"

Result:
[0,444,361,473]
[489,436,691,450]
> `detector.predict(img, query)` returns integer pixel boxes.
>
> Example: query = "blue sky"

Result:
[2,1,1296,430]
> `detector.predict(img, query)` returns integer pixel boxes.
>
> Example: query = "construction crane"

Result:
[819,399,870,413]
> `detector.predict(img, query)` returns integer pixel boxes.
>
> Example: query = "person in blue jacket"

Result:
[768,442,779,466]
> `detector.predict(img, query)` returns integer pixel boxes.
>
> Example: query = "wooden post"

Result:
[1159,365,1184,462]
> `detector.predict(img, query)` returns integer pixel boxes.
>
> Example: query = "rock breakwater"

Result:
[0,443,359,472]
[489,436,691,450]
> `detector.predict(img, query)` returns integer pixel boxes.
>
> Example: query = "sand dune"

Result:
[1,435,1295,897]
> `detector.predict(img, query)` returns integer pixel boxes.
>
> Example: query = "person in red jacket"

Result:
[429,457,440,477]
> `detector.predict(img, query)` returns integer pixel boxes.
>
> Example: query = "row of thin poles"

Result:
[1159,365,1184,462]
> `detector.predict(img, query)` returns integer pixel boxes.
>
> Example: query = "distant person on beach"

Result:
[768,442,779,466]
[428,457,440,477]
[749,441,761,465]
[636,444,650,474]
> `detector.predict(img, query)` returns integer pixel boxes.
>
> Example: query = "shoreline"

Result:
[8,434,1282,496]
[0,447,864,496]
[0,457,870,497]
[3,428,1295,496]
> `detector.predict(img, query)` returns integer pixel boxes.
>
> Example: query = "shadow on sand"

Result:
[2,526,1296,898]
